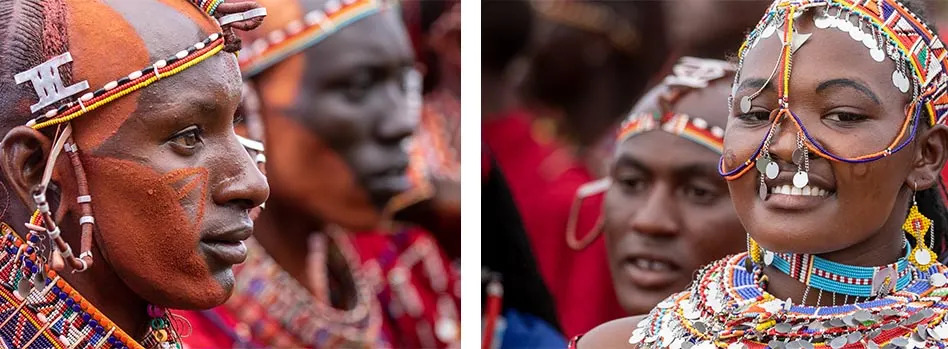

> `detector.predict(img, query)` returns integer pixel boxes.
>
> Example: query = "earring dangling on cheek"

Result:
[905,182,937,270]
[756,125,779,201]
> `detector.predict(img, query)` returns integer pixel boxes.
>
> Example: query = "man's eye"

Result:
[169,126,203,148]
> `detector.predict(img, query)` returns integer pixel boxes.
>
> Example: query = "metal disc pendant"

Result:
[814,15,831,29]
[793,171,809,188]
[870,48,885,62]
[17,278,31,299]
[32,271,45,290]
[756,156,771,174]
[838,18,852,32]
[762,25,777,38]
[792,148,806,165]
[740,96,752,113]
[863,35,876,49]
[764,250,775,265]
[766,161,779,179]
[829,336,848,349]
[893,70,910,93]
[849,28,864,41]
[915,249,933,266]
[629,329,645,344]
[759,181,769,201]
[930,272,948,287]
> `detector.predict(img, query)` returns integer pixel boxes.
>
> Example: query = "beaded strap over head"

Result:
[25,34,225,130]
[238,0,395,77]
[617,112,725,154]
[720,0,948,180]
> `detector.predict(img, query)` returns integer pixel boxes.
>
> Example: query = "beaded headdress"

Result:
[719,0,948,181]
[529,0,640,57]
[238,0,396,77]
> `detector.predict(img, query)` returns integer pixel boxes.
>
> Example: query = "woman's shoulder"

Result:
[571,315,645,349]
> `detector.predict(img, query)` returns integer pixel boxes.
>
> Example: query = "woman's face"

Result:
[604,79,745,315]
[258,5,418,230]
[31,0,268,309]
[725,13,917,255]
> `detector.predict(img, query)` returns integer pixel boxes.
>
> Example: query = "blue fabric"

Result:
[501,309,567,348]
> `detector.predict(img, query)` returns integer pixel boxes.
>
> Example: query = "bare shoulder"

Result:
[574,315,645,349]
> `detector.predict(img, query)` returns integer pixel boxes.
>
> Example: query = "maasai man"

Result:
[0,1,268,348]
[482,0,669,337]
[181,0,461,347]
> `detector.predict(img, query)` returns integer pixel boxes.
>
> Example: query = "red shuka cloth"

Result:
[483,110,625,338]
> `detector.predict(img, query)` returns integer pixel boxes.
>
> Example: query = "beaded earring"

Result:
[905,183,937,269]
[747,235,763,272]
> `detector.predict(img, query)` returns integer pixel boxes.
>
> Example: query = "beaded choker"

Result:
[632,253,948,348]
[238,0,392,77]
[0,223,182,349]
[762,245,914,298]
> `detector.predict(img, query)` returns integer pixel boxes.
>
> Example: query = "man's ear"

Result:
[0,126,53,208]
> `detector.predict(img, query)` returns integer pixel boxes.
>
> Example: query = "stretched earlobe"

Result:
[0,126,53,209]
[909,124,948,190]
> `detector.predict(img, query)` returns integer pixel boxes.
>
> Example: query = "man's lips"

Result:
[201,224,253,265]
[620,251,683,289]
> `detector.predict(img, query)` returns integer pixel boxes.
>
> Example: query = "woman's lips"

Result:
[201,240,248,265]
[761,183,835,211]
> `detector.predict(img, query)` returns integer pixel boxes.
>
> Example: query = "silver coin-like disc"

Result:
[727,342,746,349]
[793,171,809,188]
[849,27,864,41]
[814,15,832,29]
[740,96,753,113]
[893,70,910,93]
[766,161,779,179]
[915,249,933,266]
[31,272,45,290]
[838,18,853,32]
[629,329,645,344]
[930,273,948,287]
[792,148,806,165]
[16,278,31,299]
[870,48,885,62]
[671,338,685,349]
[757,157,771,174]
[764,251,775,266]
[863,35,877,49]
[847,332,863,344]
[829,336,848,349]
[889,337,909,347]
[762,25,777,38]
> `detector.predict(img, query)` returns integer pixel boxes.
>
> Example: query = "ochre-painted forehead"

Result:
[59,0,221,148]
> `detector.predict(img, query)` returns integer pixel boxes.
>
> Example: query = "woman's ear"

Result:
[909,124,948,190]
[0,126,53,208]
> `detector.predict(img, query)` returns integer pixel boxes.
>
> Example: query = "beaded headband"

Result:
[720,0,948,181]
[23,33,225,130]
[189,0,227,16]
[616,112,724,154]
[238,0,393,77]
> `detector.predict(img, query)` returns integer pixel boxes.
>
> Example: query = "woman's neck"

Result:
[762,221,907,306]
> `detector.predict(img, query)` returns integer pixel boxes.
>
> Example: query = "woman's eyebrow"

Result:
[735,78,769,94]
[816,78,881,105]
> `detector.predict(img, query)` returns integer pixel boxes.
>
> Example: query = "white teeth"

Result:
[632,258,672,272]
[769,184,830,197]
[635,259,650,270]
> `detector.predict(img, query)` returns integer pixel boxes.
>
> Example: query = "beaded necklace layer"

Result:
[202,231,383,348]
[763,245,913,298]
[632,253,948,348]
[0,223,182,349]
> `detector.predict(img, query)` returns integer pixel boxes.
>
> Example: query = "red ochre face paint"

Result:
[82,156,228,309]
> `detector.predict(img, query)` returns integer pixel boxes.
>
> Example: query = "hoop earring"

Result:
[565,178,609,250]
[906,181,937,269]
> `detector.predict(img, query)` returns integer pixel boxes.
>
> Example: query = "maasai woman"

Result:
[181,0,461,347]
[482,0,669,337]
[583,57,746,317]
[0,1,268,348]
[576,0,948,347]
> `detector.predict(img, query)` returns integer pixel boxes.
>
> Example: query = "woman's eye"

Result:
[735,111,771,123]
[169,126,203,149]
[824,112,868,123]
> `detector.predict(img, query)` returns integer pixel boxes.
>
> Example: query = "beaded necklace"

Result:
[632,253,948,348]
[0,223,183,349]
[763,245,915,299]
[202,231,383,348]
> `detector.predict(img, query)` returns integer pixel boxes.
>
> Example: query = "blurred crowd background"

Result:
[481,0,948,348]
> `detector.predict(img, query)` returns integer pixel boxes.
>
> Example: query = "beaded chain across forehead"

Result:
[719,0,948,180]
